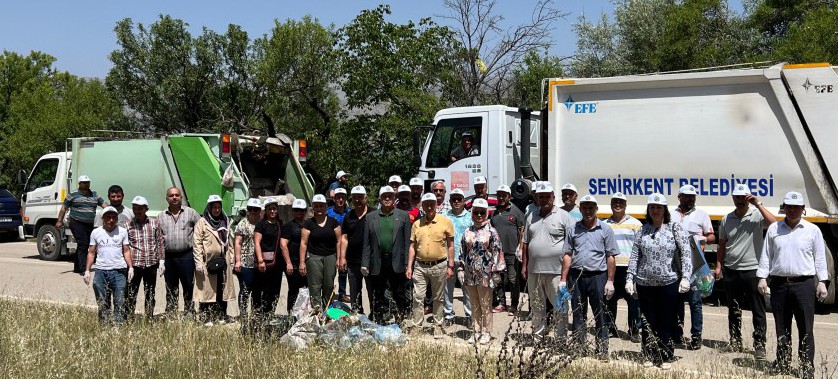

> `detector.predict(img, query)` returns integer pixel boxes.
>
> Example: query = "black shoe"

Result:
[754,346,767,360]
[719,342,743,353]
[630,333,641,343]
[688,337,702,350]
[608,328,619,338]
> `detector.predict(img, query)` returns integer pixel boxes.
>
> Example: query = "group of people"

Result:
[66,170,828,378]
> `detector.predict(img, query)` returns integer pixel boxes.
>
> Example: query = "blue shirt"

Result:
[562,219,618,271]
[444,209,472,261]
[327,206,350,224]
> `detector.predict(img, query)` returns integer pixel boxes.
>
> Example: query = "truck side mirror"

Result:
[16,170,27,187]
[412,129,422,169]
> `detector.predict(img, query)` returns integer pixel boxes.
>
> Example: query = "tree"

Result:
[0,51,56,134]
[506,50,564,109]
[570,13,629,77]
[773,4,838,63]
[441,0,566,105]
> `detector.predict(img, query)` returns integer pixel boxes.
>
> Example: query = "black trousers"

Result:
[637,282,678,364]
[606,266,641,334]
[164,249,195,314]
[370,262,408,323]
[569,270,609,354]
[70,219,95,273]
[347,262,372,313]
[770,276,816,376]
[126,264,159,318]
[285,265,308,314]
[253,265,282,318]
[493,255,521,310]
[723,268,767,349]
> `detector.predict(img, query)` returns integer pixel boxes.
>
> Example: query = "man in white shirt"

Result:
[84,206,133,325]
[671,184,715,350]
[757,192,828,379]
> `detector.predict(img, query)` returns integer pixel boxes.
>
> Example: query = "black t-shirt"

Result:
[255,219,282,254]
[490,204,525,257]
[341,209,368,263]
[304,217,340,256]
[281,219,304,264]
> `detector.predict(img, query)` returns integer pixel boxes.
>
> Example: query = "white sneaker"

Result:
[642,361,654,368]
[659,363,671,370]
[467,334,479,344]
[478,333,491,344]
[203,321,214,327]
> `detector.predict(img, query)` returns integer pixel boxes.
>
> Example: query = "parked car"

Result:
[0,186,23,241]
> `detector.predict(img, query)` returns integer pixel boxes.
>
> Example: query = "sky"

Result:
[0,0,619,78]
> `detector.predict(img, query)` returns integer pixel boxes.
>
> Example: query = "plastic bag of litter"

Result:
[279,314,322,350]
[374,324,408,346]
[291,288,313,320]
[554,286,572,314]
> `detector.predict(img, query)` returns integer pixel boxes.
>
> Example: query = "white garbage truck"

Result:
[412,62,838,303]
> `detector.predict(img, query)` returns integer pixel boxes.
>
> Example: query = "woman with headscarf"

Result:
[625,193,692,370]
[299,194,342,311]
[194,194,236,326]
[461,198,504,345]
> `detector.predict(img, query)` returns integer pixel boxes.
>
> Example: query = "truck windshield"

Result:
[425,117,482,168]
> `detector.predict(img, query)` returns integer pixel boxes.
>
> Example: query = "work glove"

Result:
[625,281,636,297]
[158,260,165,277]
[83,270,91,285]
[515,244,523,262]
[457,268,465,284]
[817,282,828,302]
[758,278,770,296]
[361,267,369,277]
[678,278,690,293]
[559,281,567,291]
[604,280,615,300]
[128,267,135,282]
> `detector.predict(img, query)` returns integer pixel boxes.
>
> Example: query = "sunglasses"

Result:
[473,211,487,216]
[450,197,463,202]
[432,189,445,192]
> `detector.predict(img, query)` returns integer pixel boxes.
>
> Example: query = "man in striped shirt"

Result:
[57,175,105,273]
[124,196,164,320]
[602,192,643,341]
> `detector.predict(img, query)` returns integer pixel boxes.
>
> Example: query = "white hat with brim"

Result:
[102,206,118,215]
[336,170,349,179]
[496,185,511,194]
[246,198,262,209]
[421,193,437,203]
[535,184,554,194]
[351,186,366,195]
[207,194,223,204]
[679,185,697,195]
[263,198,278,207]
[131,196,149,206]
[450,189,465,197]
[398,185,411,193]
[579,195,597,205]
[647,193,667,205]
[388,175,402,184]
[409,178,423,186]
[732,184,751,196]
[472,198,489,209]
[561,183,577,193]
[611,192,627,201]
[292,199,307,209]
[379,186,394,196]
[334,188,347,196]
[312,194,327,204]
[783,191,805,206]
[78,175,91,182]
[473,176,487,185]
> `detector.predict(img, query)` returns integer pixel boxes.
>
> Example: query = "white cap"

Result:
[647,193,667,205]
[131,196,149,206]
[496,185,511,194]
[292,199,307,209]
[397,185,411,193]
[263,198,278,207]
[388,175,402,184]
[312,194,327,204]
[336,170,349,179]
[421,193,437,203]
[783,191,805,206]
[611,192,627,201]
[102,206,118,215]
[473,176,487,185]
[246,198,262,209]
[409,178,423,186]
[579,195,597,205]
[560,183,577,193]
[732,184,751,196]
[379,186,395,196]
[78,175,91,182]
[350,186,366,195]
[535,183,554,194]
[450,189,465,197]
[207,194,223,203]
[472,198,489,209]
[678,185,697,195]
[334,188,347,196]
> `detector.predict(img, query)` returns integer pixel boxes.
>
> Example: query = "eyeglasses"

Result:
[450,197,463,202]
[432,189,445,192]
[473,211,487,216]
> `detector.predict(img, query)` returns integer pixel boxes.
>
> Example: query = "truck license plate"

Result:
[0,217,12,223]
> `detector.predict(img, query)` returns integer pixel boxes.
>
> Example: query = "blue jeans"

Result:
[92,268,128,324]
[674,289,703,339]
[237,267,255,317]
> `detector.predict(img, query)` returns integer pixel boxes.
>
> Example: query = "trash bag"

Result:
[279,314,322,350]
[222,164,235,189]
[688,236,715,298]
[292,289,313,320]
[373,324,408,347]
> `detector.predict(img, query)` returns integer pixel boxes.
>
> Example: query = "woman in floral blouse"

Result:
[234,198,262,318]
[626,193,692,370]
[460,199,504,345]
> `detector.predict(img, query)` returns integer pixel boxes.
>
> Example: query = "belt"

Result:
[416,258,447,266]
[571,269,606,277]
[770,275,814,283]
[166,248,193,255]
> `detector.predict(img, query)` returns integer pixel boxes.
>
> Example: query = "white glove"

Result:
[515,244,523,262]
[758,278,770,296]
[158,260,165,277]
[625,281,635,297]
[559,281,567,291]
[604,280,615,300]
[195,265,204,275]
[678,278,690,293]
[128,267,135,282]
[83,270,91,285]
[457,268,465,284]
[817,282,828,302]
[360,267,369,277]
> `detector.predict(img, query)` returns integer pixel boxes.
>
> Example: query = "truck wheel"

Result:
[37,225,63,261]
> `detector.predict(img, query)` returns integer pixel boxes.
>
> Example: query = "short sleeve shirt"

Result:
[671,207,714,237]
[490,204,525,258]
[95,206,134,228]
[719,207,765,270]
[522,206,575,274]
[603,215,643,266]
[410,214,455,262]
[64,190,105,223]
[90,226,129,270]
[281,220,304,264]
[327,206,350,224]
[235,218,257,268]
[255,220,281,254]
[342,209,368,263]
[562,220,618,271]
[443,209,473,261]
[304,217,340,256]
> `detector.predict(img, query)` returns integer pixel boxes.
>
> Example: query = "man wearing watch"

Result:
[406,192,455,338]
[758,191,828,379]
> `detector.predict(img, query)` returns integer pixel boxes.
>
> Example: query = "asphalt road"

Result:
[3,241,838,378]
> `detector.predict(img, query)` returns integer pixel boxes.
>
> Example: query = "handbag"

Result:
[260,223,281,263]
[207,256,227,274]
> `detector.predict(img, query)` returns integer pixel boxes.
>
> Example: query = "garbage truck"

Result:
[412,62,838,303]
[19,132,314,261]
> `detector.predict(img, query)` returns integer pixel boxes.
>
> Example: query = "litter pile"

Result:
[279,289,408,350]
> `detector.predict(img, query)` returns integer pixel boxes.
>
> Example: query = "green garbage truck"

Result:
[18,132,314,261]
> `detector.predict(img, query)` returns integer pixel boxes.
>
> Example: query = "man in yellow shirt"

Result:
[407,192,455,338]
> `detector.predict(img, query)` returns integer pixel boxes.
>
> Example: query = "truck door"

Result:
[23,157,62,232]
[424,114,488,197]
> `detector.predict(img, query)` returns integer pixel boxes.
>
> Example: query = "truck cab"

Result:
[20,152,71,259]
